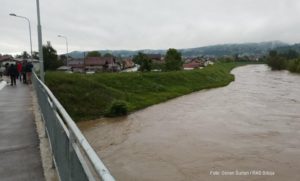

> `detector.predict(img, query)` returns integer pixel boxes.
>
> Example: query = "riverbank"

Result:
[46,62,249,122]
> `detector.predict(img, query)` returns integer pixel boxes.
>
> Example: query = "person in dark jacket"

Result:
[8,64,18,86]
[4,63,9,76]
[22,61,27,84]
[0,65,4,78]
[25,62,33,84]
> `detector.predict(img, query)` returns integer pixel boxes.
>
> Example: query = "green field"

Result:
[46,62,247,122]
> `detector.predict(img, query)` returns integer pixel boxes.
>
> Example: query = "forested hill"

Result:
[68,41,288,58]
[274,44,300,54]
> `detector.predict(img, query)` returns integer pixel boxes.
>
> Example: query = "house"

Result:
[183,58,192,63]
[204,60,214,67]
[67,57,120,72]
[85,57,119,71]
[121,59,135,70]
[0,55,14,66]
[183,59,205,70]
[248,55,260,62]
[68,59,84,72]
[146,54,164,64]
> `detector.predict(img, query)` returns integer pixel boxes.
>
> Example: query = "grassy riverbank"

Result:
[46,62,248,122]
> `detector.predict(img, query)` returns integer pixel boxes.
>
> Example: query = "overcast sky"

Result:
[1,0,300,55]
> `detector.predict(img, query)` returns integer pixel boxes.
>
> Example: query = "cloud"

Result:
[1,0,300,54]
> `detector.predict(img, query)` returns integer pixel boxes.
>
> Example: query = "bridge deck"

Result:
[0,79,44,181]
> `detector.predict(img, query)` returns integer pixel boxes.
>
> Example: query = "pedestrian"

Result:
[0,65,4,78]
[25,61,33,84]
[4,63,9,76]
[8,64,18,86]
[17,62,23,82]
[22,60,27,84]
[4,63,11,84]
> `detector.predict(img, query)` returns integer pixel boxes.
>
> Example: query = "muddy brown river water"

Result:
[78,65,300,181]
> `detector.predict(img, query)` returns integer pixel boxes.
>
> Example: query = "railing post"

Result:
[68,131,75,181]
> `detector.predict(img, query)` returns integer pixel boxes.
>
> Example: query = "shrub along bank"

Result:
[267,50,300,73]
[46,62,245,122]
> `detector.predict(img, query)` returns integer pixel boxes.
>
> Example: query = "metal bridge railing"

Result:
[32,72,115,181]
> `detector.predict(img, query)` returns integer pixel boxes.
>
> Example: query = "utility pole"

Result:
[58,35,69,66]
[36,0,44,82]
[9,13,33,62]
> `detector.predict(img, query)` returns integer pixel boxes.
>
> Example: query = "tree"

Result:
[280,49,299,60]
[86,51,101,57]
[32,51,39,59]
[165,48,183,71]
[269,50,277,57]
[267,50,286,70]
[234,54,239,62]
[22,51,30,59]
[58,55,68,65]
[15,51,30,59]
[103,53,114,58]
[43,41,63,70]
[133,52,152,72]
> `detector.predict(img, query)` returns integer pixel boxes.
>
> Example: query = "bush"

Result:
[287,59,300,73]
[105,100,128,117]
[267,56,286,70]
[267,50,300,73]
[287,59,297,72]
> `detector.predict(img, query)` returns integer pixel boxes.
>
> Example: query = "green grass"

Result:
[45,62,248,122]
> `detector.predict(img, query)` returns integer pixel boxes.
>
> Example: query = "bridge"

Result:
[0,74,115,181]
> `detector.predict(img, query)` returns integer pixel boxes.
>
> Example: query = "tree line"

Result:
[15,42,63,71]
[16,46,183,72]
[15,44,117,71]
[267,49,300,73]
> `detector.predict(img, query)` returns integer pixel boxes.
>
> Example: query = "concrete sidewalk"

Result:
[0,80,44,181]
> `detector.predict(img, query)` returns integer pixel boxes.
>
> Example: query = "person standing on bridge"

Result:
[0,65,4,78]
[4,63,9,76]
[8,64,18,86]
[22,60,27,84]
[17,62,22,82]
[25,61,33,84]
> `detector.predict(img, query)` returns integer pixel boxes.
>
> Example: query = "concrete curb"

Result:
[30,86,59,181]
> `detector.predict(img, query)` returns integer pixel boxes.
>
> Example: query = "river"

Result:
[78,64,300,181]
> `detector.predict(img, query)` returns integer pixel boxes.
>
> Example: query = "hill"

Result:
[275,43,300,54]
[67,41,288,58]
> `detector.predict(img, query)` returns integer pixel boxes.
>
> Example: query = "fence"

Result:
[32,72,115,181]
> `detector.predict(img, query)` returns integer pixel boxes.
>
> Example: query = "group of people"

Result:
[0,60,33,86]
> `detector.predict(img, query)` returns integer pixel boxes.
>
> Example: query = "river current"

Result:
[79,64,300,181]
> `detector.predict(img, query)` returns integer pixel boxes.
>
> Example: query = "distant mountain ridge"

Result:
[68,41,289,58]
[275,43,300,54]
